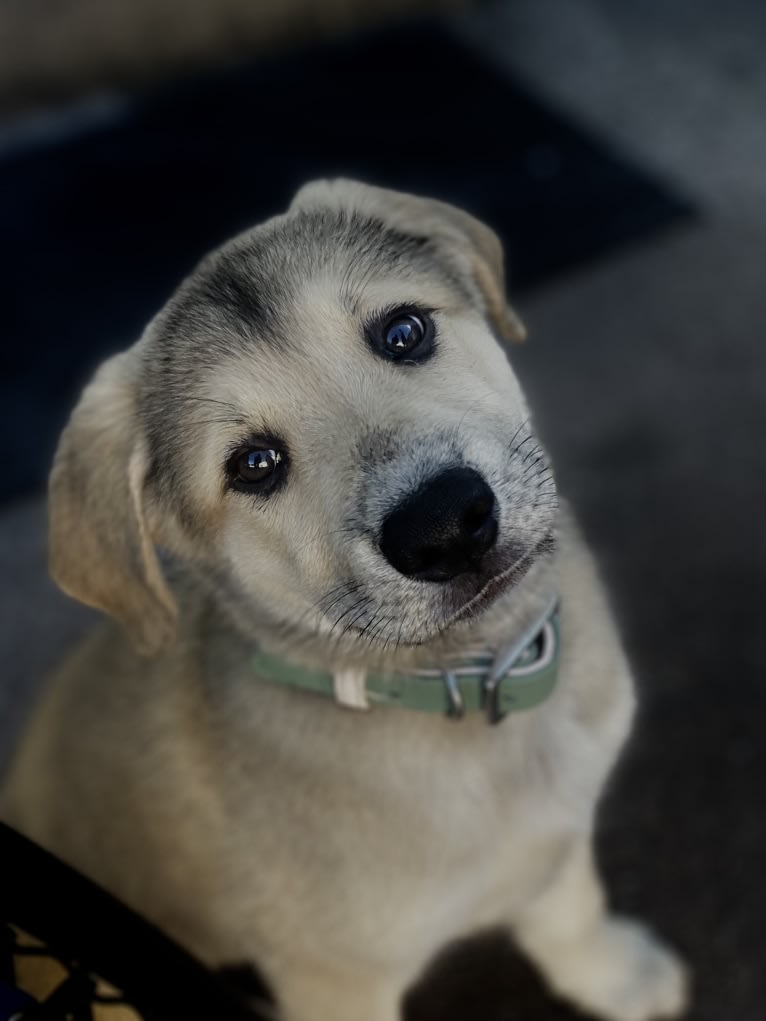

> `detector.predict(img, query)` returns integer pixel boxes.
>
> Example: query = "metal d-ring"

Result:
[482,595,559,725]
[442,670,465,719]
[482,673,506,725]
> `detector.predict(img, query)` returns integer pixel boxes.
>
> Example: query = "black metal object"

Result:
[0,822,272,1021]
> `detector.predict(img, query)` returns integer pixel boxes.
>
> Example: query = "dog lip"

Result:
[338,533,555,648]
[444,532,556,628]
[385,541,549,647]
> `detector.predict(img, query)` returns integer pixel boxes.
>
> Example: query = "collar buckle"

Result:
[481,598,559,725]
[442,670,465,719]
[482,673,506,725]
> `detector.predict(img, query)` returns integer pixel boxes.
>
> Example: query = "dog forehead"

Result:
[146,209,480,376]
[154,208,445,349]
[139,205,482,450]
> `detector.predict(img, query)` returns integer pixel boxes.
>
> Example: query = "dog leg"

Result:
[511,838,689,1021]
[274,965,402,1021]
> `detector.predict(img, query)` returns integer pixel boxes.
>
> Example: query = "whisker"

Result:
[512,434,537,463]
[520,453,547,480]
[366,610,397,649]
[187,396,242,412]
[453,393,495,434]
[521,442,544,467]
[340,602,372,638]
[185,417,248,428]
[318,583,361,620]
[395,613,408,651]
[330,595,370,635]
[507,417,531,456]
[356,609,382,645]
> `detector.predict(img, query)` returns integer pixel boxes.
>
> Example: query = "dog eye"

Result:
[226,444,287,495]
[366,309,435,363]
[385,314,424,355]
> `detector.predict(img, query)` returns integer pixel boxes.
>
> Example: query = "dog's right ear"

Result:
[48,350,177,655]
[291,179,527,346]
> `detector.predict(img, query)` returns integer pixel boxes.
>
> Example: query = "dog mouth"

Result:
[319,531,555,649]
[384,530,556,646]
[443,531,557,629]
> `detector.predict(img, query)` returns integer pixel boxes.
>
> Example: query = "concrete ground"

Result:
[2,1,765,1018]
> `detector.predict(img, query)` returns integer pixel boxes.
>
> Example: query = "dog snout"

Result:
[379,467,498,582]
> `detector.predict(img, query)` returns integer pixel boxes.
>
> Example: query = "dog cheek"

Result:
[218,513,292,597]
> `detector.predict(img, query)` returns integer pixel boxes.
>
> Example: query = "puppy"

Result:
[1,180,688,1021]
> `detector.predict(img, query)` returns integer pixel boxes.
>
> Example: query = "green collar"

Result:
[252,598,560,725]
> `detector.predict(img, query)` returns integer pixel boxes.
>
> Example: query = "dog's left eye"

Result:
[366,308,435,363]
[226,443,287,495]
[385,315,424,355]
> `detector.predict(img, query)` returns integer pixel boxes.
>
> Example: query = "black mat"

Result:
[0,21,693,502]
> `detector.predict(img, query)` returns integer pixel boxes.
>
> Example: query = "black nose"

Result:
[380,467,498,581]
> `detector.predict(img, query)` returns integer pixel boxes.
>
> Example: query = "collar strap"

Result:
[251,600,560,726]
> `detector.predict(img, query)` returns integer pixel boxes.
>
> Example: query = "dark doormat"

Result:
[0,20,694,502]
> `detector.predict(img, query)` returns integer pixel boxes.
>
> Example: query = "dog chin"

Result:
[385,532,557,647]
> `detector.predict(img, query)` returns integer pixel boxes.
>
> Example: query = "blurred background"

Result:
[0,0,764,1018]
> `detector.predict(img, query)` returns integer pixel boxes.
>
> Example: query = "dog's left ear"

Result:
[291,179,526,345]
[48,349,178,655]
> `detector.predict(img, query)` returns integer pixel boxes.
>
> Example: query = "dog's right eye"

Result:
[226,442,288,495]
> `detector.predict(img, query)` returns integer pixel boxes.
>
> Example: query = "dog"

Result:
[1,180,688,1021]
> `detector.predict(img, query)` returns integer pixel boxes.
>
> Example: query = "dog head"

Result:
[49,180,557,656]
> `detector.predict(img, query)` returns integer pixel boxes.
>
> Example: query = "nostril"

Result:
[470,511,497,542]
[462,493,495,536]
[464,504,498,565]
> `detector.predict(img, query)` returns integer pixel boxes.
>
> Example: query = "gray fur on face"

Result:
[128,197,557,653]
[339,424,557,646]
[139,208,469,512]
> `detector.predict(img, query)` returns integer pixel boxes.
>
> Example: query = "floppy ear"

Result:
[291,179,526,345]
[422,196,527,345]
[48,349,177,655]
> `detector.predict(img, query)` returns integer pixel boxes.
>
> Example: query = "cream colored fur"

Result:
[1,181,688,1021]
